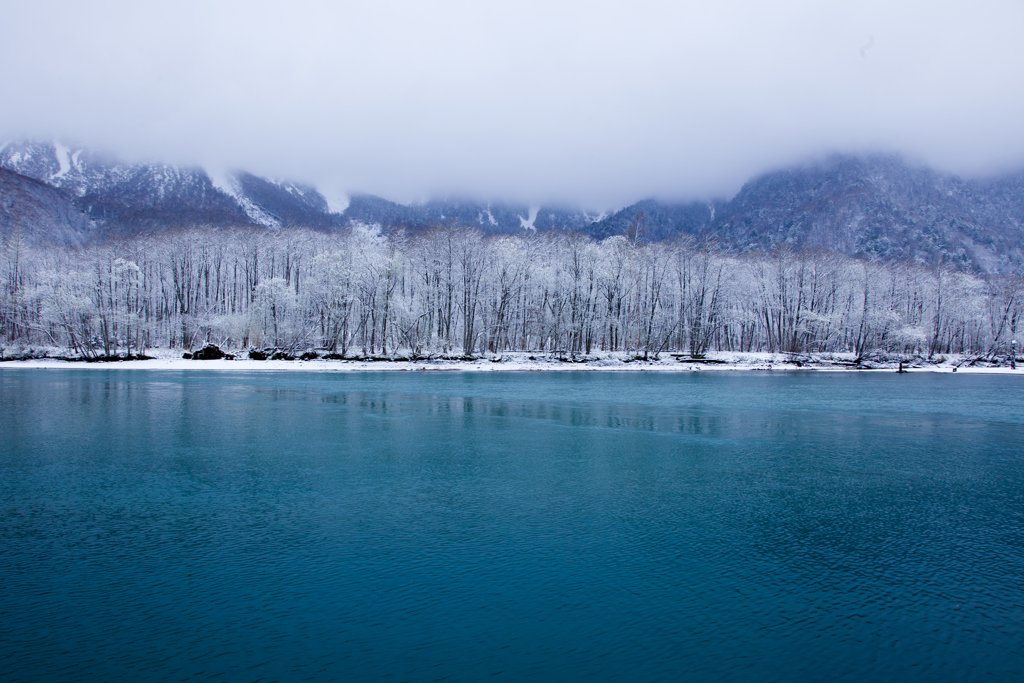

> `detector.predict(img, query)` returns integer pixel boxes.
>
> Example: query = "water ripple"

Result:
[1,370,1023,681]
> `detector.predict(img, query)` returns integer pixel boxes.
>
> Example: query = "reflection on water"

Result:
[1,370,1023,682]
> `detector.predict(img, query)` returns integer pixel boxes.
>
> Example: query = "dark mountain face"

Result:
[230,173,341,229]
[3,142,1024,272]
[0,168,94,245]
[593,155,1024,273]
[342,195,593,235]
[78,165,253,233]
[0,141,591,238]
[972,169,1024,236]
[586,199,723,242]
[0,141,255,233]
[0,141,353,234]
[713,155,1013,270]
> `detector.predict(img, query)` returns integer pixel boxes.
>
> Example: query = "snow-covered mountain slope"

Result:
[0,140,600,238]
[229,172,338,229]
[0,140,601,237]
[0,140,93,194]
[4,142,1024,273]
[341,195,595,235]
[592,155,1024,273]
[0,167,94,245]
[0,141,347,233]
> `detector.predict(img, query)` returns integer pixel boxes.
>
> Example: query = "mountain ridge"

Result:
[3,141,1024,273]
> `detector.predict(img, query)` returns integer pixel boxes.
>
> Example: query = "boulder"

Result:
[191,344,225,360]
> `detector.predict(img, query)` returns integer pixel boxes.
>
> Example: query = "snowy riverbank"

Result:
[2,350,1021,374]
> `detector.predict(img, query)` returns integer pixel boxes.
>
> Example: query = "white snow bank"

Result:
[3,352,1021,374]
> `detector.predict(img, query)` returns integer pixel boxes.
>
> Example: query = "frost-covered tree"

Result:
[0,222,1001,359]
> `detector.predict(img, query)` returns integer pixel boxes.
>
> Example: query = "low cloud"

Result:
[2,0,1023,208]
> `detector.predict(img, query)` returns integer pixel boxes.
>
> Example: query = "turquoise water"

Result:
[1,370,1023,682]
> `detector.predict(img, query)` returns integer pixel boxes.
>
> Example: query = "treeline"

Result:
[1,224,1021,359]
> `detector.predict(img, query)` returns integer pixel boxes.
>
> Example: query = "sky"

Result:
[2,0,1023,208]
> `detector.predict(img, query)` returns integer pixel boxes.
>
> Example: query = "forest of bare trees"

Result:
[2,223,1021,360]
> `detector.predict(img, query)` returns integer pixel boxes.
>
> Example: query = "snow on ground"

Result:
[2,350,1021,374]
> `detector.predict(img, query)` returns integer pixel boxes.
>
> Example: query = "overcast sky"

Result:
[2,1,1023,207]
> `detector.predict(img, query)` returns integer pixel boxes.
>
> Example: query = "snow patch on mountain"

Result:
[519,206,540,230]
[207,169,281,227]
[322,189,350,214]
[237,196,281,228]
[207,169,238,198]
[476,208,499,227]
[268,178,305,197]
[52,140,72,180]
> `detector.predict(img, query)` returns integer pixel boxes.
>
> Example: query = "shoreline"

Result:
[1,351,1020,374]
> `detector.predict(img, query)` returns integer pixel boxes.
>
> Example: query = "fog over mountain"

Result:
[1,2,1023,207]
[3,2,1024,272]
[3,140,1024,273]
